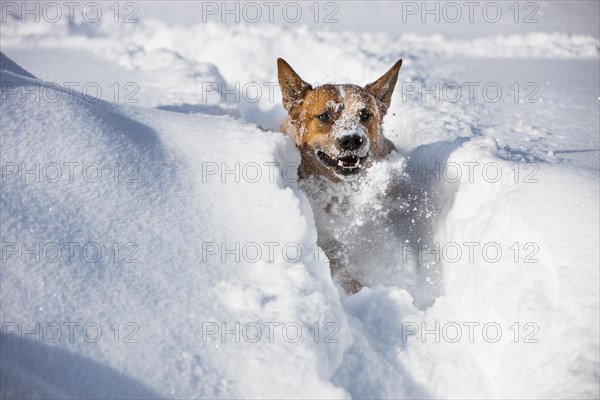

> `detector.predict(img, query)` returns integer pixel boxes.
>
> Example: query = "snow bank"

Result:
[412,140,599,398]
[1,2,599,397]
[325,136,599,399]
[0,60,350,398]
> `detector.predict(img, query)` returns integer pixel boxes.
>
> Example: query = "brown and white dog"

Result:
[277,58,402,182]
[277,58,403,293]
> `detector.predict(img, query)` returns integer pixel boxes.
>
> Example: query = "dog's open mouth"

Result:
[317,151,369,176]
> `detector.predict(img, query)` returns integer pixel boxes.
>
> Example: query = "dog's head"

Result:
[277,58,402,181]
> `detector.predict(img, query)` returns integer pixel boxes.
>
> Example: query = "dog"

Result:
[277,58,402,181]
[277,58,403,293]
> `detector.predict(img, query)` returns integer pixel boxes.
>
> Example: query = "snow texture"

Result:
[1,1,599,399]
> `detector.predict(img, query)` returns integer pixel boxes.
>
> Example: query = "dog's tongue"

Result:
[338,156,359,167]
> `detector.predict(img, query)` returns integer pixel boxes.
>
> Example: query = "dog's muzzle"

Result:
[339,134,365,152]
[316,149,369,177]
[315,131,370,177]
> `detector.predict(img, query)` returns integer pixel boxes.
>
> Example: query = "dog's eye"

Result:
[359,109,371,121]
[316,113,331,123]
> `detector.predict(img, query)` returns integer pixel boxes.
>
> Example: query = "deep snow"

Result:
[1,1,599,399]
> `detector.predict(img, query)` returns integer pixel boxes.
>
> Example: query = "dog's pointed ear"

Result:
[364,59,402,109]
[277,58,312,111]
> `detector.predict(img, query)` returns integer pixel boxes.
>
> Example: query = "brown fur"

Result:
[277,58,402,293]
[277,58,401,182]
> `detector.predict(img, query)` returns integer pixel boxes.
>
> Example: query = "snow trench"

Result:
[1,41,598,400]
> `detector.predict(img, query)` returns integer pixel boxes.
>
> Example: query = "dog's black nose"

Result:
[339,135,364,151]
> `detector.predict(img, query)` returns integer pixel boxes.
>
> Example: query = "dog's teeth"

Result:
[336,157,362,169]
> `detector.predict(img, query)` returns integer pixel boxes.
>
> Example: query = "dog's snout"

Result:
[339,134,364,151]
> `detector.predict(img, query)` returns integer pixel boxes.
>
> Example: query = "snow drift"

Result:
[1,2,599,398]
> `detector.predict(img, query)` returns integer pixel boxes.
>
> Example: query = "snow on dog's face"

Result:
[278,58,402,181]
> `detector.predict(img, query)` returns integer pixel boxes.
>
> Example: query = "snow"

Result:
[1,1,599,399]
[1,63,349,399]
